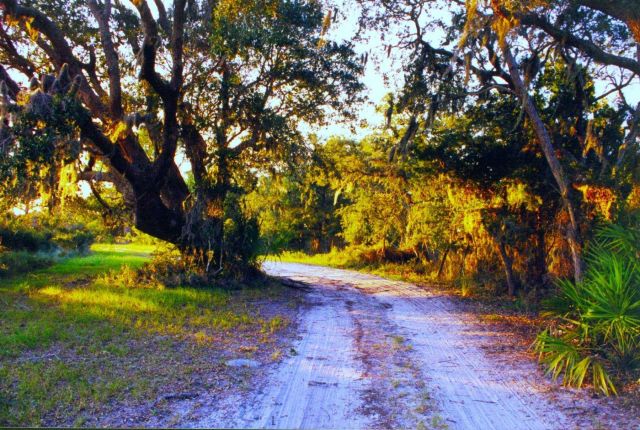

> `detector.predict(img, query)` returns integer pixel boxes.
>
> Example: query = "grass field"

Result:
[0,244,298,426]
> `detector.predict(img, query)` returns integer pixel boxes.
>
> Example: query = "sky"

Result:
[301,3,394,141]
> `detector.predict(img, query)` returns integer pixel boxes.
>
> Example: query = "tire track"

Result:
[263,262,574,430]
[187,262,588,429]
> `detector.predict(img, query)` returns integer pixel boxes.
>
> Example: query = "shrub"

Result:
[135,249,208,288]
[220,192,262,275]
[534,223,640,395]
[0,225,54,252]
[0,251,53,277]
[113,246,259,290]
[0,218,94,254]
[51,227,95,254]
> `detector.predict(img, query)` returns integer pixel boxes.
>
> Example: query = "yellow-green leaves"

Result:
[5,14,38,42]
[107,121,129,144]
[505,182,542,211]
[24,17,38,42]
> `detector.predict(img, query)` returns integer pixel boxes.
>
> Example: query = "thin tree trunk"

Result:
[502,43,584,282]
[437,245,450,279]
[497,238,517,296]
[534,226,547,285]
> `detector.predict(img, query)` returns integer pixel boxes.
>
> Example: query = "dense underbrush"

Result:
[276,245,515,300]
[0,251,54,278]
[0,220,94,254]
[0,216,96,277]
[97,245,264,291]
[535,223,640,395]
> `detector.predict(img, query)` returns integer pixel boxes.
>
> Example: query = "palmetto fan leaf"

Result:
[596,222,640,256]
[535,222,640,395]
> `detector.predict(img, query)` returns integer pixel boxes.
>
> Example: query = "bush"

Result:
[534,223,640,395]
[0,217,94,254]
[109,246,259,290]
[0,225,54,252]
[51,226,95,254]
[135,249,209,288]
[0,251,53,277]
[221,193,262,274]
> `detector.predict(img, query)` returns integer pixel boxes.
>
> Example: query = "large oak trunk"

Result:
[133,188,185,243]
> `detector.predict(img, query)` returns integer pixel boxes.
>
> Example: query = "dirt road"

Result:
[186,262,600,429]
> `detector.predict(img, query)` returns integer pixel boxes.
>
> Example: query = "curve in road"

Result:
[190,262,579,429]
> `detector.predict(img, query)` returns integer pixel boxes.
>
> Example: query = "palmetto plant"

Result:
[535,223,640,395]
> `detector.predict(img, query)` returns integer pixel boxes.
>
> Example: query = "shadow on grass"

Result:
[0,244,294,427]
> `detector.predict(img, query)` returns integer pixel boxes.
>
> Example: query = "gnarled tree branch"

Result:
[517,12,640,75]
[88,0,123,118]
[0,0,109,116]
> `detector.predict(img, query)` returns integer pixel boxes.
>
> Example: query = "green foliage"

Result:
[179,191,261,278]
[0,212,100,278]
[0,251,53,278]
[49,226,95,254]
[0,224,54,253]
[211,0,362,122]
[0,77,83,212]
[222,193,261,273]
[246,175,309,252]
[245,139,345,254]
[0,215,94,255]
[534,330,615,394]
[0,0,364,273]
[174,0,362,271]
[535,223,640,395]
[258,48,636,300]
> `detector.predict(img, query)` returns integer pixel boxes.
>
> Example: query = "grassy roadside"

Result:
[1,244,300,427]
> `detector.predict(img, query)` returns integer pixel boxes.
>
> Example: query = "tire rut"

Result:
[182,262,600,429]
[261,262,576,430]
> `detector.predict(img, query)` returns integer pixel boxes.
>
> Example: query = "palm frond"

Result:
[536,223,640,396]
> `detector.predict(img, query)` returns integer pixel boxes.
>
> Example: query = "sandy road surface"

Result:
[187,262,586,429]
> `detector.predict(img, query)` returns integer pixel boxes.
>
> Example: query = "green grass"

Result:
[1,243,154,289]
[91,242,158,255]
[271,250,345,266]
[0,243,295,426]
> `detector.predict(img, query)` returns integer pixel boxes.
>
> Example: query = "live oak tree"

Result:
[0,0,362,270]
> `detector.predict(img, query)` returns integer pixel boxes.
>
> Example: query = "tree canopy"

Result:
[0,0,362,271]
[0,0,638,283]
